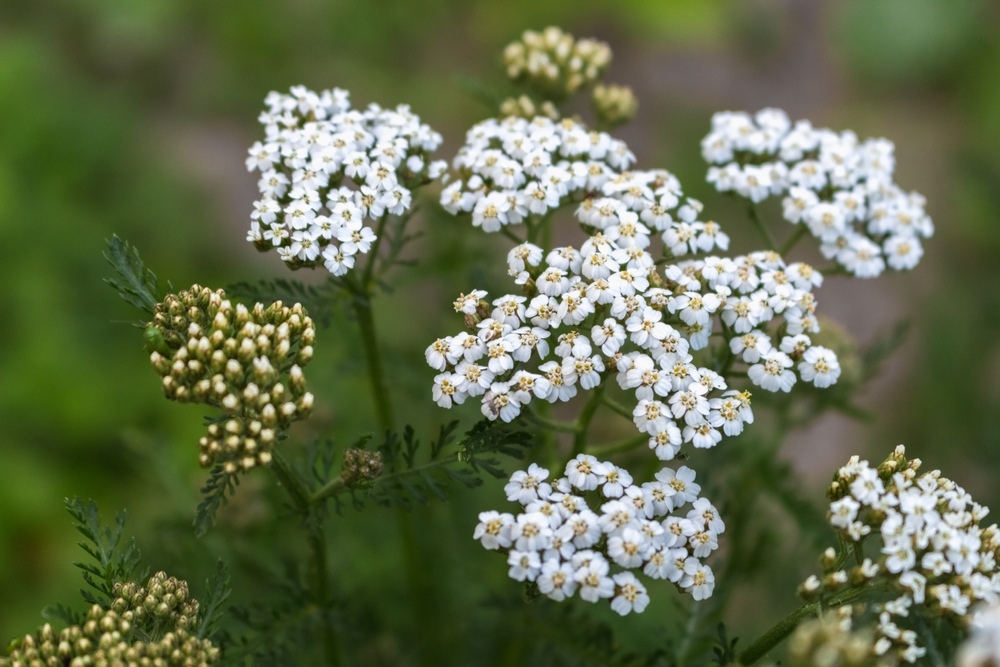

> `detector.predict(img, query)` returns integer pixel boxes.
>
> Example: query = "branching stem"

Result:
[747,204,778,251]
[736,582,888,665]
[779,225,809,257]
[571,382,608,456]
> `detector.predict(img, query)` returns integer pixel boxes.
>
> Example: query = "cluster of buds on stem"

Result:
[503,27,611,101]
[340,448,384,487]
[799,446,1000,664]
[592,83,637,129]
[788,607,893,667]
[498,95,559,121]
[147,285,315,473]
[0,572,219,666]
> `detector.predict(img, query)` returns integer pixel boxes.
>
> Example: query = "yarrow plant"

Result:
[11,25,990,667]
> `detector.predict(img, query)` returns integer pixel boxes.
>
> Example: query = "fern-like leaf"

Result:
[227,276,344,327]
[346,419,531,511]
[196,560,232,640]
[41,601,85,627]
[103,236,162,315]
[65,497,144,606]
[194,466,241,537]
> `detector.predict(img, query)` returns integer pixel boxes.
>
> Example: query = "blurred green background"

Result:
[2,0,999,663]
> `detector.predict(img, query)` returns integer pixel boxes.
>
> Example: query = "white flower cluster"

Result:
[702,108,933,277]
[475,457,721,614]
[801,446,1000,664]
[246,85,446,275]
[958,602,1000,667]
[441,117,728,259]
[440,116,634,231]
[427,247,839,461]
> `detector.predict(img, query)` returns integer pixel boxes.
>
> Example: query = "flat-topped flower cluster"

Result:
[801,446,1000,664]
[702,108,933,278]
[475,457,720,613]
[246,85,446,275]
[427,246,839,461]
[440,116,634,231]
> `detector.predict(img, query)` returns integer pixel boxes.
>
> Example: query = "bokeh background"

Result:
[2,0,999,663]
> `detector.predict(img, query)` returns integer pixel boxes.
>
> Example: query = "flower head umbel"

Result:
[799,446,1000,664]
[147,285,315,473]
[702,108,933,278]
[427,246,838,461]
[246,85,446,275]
[475,458,721,613]
[440,115,635,233]
[432,107,842,463]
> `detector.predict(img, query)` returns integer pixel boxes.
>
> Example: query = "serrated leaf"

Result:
[103,236,162,315]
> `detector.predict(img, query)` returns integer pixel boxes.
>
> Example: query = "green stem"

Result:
[270,454,342,666]
[747,204,778,251]
[271,452,311,513]
[339,214,395,433]
[586,432,648,458]
[310,476,347,505]
[571,381,608,456]
[522,408,580,434]
[736,583,886,665]
[350,294,395,433]
[363,214,391,288]
[500,227,526,245]
[818,263,850,276]
[601,395,634,421]
[310,453,463,506]
[778,225,809,257]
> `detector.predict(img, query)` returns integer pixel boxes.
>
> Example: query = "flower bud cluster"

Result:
[245,85,447,275]
[787,607,891,667]
[428,246,838,461]
[475,457,720,614]
[502,27,611,100]
[958,602,1000,667]
[0,572,219,667]
[499,95,559,122]
[148,285,315,473]
[592,83,638,128]
[702,108,933,278]
[341,448,384,487]
[800,446,1000,663]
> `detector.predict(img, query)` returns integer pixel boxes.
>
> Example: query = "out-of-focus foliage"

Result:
[1,0,999,664]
